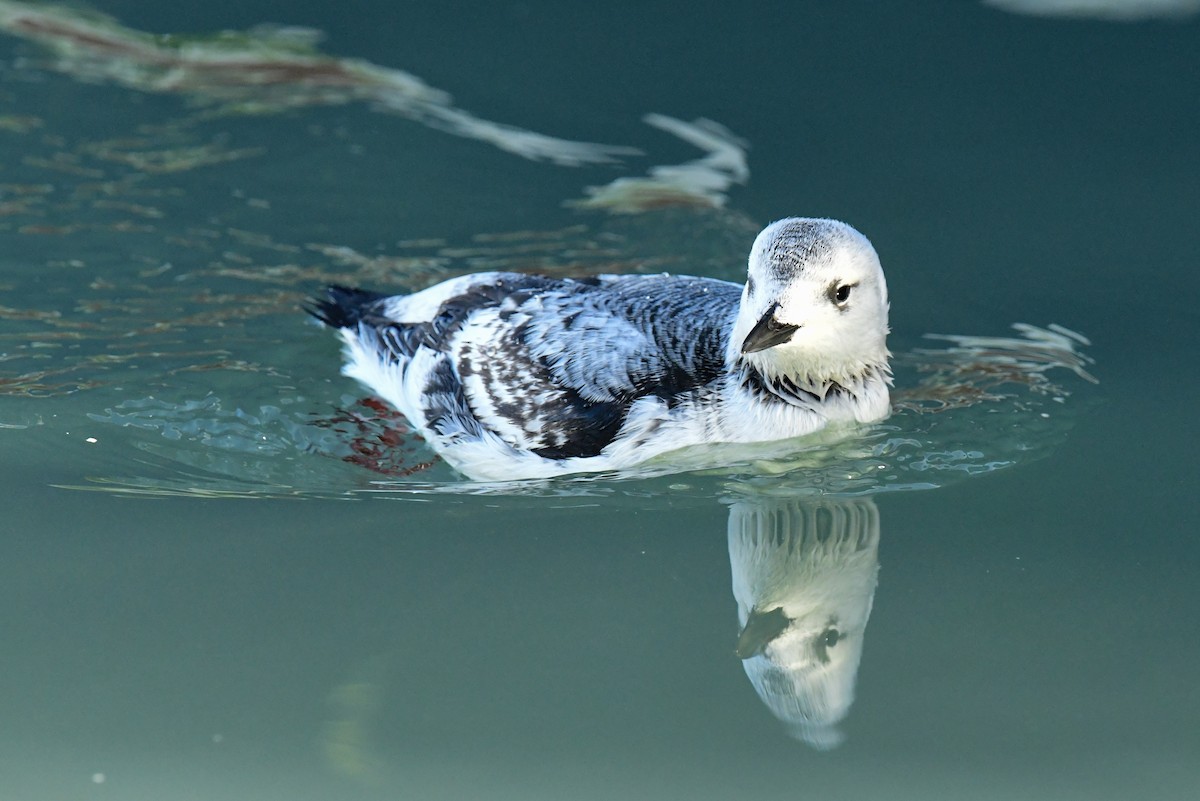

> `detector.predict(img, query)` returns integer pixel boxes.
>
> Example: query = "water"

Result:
[1,1,1197,799]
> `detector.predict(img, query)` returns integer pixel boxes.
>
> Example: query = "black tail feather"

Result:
[305,285,388,329]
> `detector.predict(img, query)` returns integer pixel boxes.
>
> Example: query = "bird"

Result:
[307,217,891,481]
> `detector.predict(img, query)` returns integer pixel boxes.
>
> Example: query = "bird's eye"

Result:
[813,626,842,664]
[830,281,859,306]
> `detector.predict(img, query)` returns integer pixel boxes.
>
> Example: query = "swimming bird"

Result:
[307,217,891,481]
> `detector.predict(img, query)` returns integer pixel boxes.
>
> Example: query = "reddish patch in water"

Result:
[313,397,437,477]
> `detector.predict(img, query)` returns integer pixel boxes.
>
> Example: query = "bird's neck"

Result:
[735,358,891,409]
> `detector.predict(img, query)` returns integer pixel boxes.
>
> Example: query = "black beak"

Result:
[741,304,800,354]
[735,606,791,659]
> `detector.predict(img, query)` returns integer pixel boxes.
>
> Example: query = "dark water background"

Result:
[1,1,1197,798]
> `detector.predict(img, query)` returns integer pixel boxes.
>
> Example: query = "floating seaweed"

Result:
[894,323,1097,413]
[0,0,637,166]
[569,115,750,213]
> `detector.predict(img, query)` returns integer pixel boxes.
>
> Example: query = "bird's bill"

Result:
[741,308,800,354]
[736,606,791,659]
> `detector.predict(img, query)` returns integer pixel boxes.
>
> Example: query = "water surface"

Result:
[1,2,1197,799]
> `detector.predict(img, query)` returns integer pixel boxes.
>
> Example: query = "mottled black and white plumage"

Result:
[308,218,891,480]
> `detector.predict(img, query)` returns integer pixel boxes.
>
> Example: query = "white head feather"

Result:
[729,218,890,389]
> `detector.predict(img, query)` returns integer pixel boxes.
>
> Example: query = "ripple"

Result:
[64,324,1099,502]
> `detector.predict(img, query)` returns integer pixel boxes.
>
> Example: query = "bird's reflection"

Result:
[726,494,880,750]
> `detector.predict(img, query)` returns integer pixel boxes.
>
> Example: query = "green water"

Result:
[1,2,1197,799]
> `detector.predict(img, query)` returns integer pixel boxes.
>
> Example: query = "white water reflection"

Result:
[726,494,879,749]
[984,0,1200,20]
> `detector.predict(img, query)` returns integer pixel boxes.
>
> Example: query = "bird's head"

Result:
[732,218,890,384]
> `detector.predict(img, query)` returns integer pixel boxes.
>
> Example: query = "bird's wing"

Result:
[454,275,737,458]
[526,274,738,403]
[350,274,739,459]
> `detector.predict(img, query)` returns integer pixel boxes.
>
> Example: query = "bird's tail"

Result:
[305,285,388,329]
